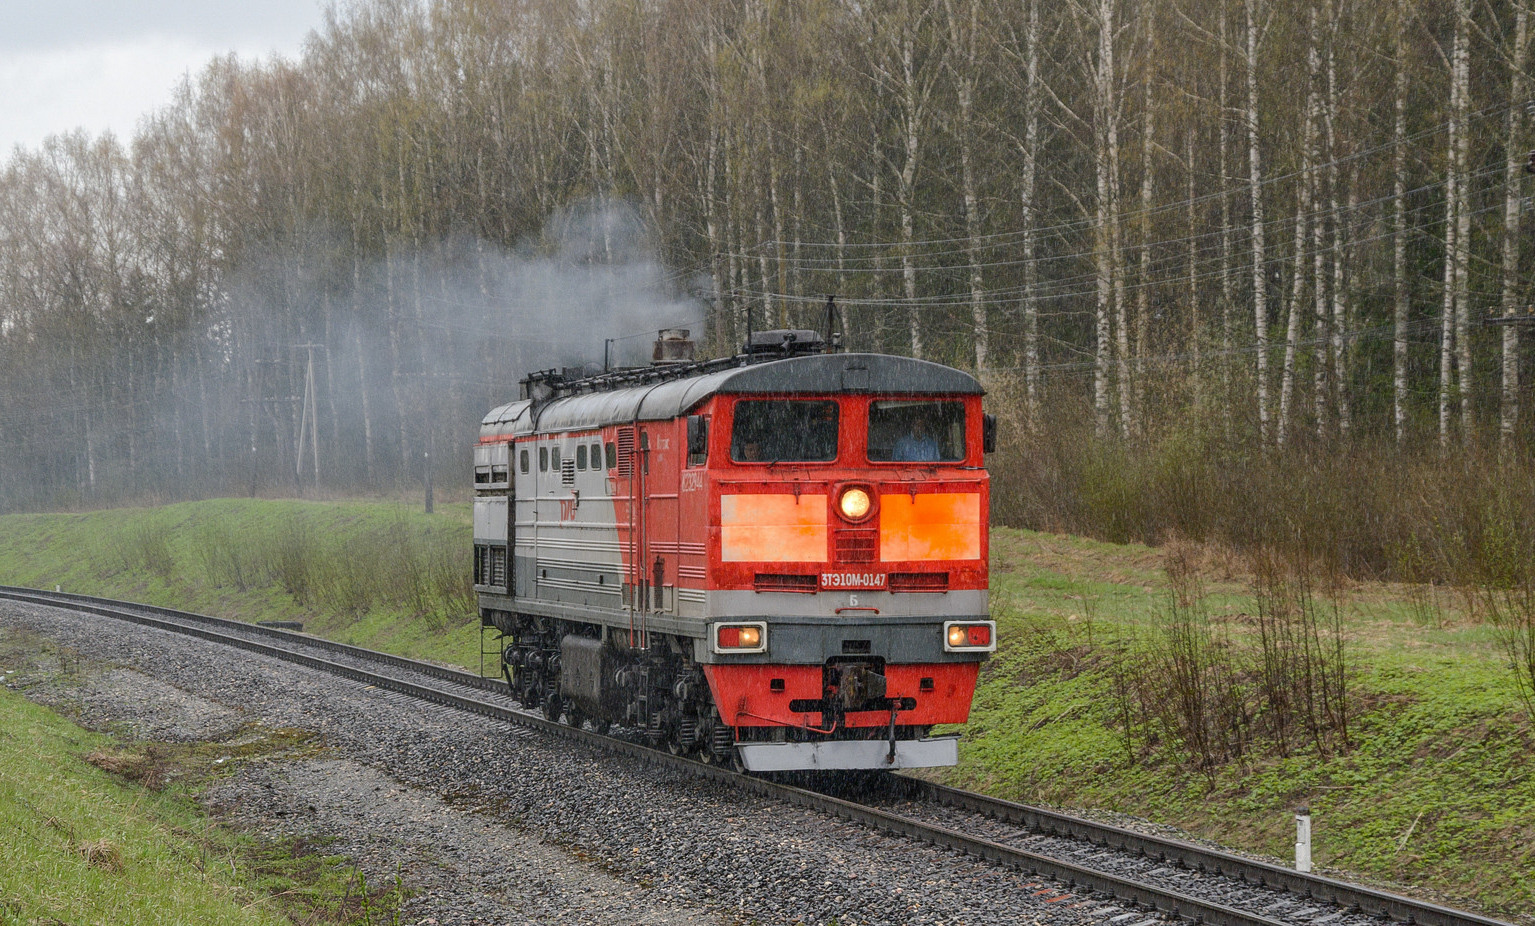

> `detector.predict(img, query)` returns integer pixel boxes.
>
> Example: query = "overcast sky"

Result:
[0,0,328,158]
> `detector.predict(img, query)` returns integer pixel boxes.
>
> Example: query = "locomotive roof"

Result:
[479,352,982,438]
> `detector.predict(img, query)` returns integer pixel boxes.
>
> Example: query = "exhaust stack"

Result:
[653,328,695,365]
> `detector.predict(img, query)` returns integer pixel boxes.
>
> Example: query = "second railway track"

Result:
[0,585,1514,926]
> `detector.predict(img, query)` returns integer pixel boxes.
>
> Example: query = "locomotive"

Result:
[473,328,996,771]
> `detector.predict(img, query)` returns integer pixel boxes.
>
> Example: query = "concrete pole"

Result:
[1295,806,1313,873]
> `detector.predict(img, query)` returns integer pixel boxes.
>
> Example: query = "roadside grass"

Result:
[0,497,482,670]
[1,500,1531,919]
[0,673,406,925]
[0,626,411,925]
[951,528,1535,920]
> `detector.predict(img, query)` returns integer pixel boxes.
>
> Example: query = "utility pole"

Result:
[293,344,325,491]
[1488,309,1534,454]
[245,358,297,497]
[401,369,443,515]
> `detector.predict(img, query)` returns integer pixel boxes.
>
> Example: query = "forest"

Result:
[2,0,1534,582]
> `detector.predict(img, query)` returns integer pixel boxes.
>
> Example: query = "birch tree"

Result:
[1393,0,1411,445]
[1247,0,1271,443]
[944,0,989,372]
[1502,1,1530,449]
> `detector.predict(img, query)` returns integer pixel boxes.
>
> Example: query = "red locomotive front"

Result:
[474,329,994,771]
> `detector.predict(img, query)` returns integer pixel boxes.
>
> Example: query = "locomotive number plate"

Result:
[820,572,886,589]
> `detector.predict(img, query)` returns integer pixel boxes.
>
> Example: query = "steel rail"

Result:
[0,586,1513,926]
[897,781,1515,926]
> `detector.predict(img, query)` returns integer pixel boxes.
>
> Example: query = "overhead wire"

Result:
[725,185,1518,316]
[736,98,1519,264]
[724,158,1511,299]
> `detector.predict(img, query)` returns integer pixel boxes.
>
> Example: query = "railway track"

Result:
[0,585,1515,926]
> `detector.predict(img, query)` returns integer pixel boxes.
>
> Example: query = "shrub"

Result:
[122,521,176,581]
[988,374,1535,587]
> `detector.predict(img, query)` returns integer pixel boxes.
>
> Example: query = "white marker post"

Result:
[1295,806,1312,873]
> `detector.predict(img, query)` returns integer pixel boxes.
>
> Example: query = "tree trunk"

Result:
[1134,20,1155,434]
[1332,174,1353,439]
[1219,0,1236,435]
[1454,9,1473,447]
[768,145,788,328]
[1022,0,1042,422]
[1093,0,1120,438]
[705,126,726,355]
[1277,182,1310,446]
[1503,2,1530,449]
[755,179,771,333]
[352,219,375,484]
[830,167,851,347]
[1393,3,1410,446]
[900,20,924,360]
[1439,131,1458,450]
[1447,0,1473,447]
[946,0,985,372]
[1247,0,1270,444]
[1187,126,1201,400]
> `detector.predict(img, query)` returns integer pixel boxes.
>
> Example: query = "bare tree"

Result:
[1246,0,1271,444]
[1502,1,1531,450]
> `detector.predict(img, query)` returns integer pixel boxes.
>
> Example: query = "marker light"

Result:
[839,487,873,521]
[713,622,768,654]
[942,620,997,653]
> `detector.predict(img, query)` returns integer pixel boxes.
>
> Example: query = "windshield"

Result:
[867,400,965,462]
[731,400,839,462]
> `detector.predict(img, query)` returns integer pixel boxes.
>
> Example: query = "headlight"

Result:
[943,621,996,653]
[839,487,872,521]
[713,622,768,654]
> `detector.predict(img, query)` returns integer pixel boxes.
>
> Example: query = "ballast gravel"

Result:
[1,600,1146,926]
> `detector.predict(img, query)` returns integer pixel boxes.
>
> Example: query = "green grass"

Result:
[0,627,409,925]
[0,679,295,925]
[0,497,483,669]
[948,528,1535,920]
[1,500,1530,920]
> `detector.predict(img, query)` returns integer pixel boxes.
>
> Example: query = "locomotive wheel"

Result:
[562,707,585,730]
[708,724,734,763]
[542,692,563,722]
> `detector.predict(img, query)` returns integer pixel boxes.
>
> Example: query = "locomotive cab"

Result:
[700,385,992,771]
[475,333,993,772]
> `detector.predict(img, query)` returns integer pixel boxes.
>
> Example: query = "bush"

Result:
[194,522,264,591]
[1108,544,1353,780]
[122,521,176,581]
[988,375,1535,586]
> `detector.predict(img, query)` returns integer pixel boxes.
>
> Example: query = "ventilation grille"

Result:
[889,572,949,592]
[616,427,636,476]
[560,457,576,486]
[834,529,878,564]
[753,573,818,593]
[474,545,507,587]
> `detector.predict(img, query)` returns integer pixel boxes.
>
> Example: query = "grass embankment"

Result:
[956,530,1534,920]
[0,499,1530,920]
[0,497,481,669]
[0,682,283,925]
[0,651,401,925]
